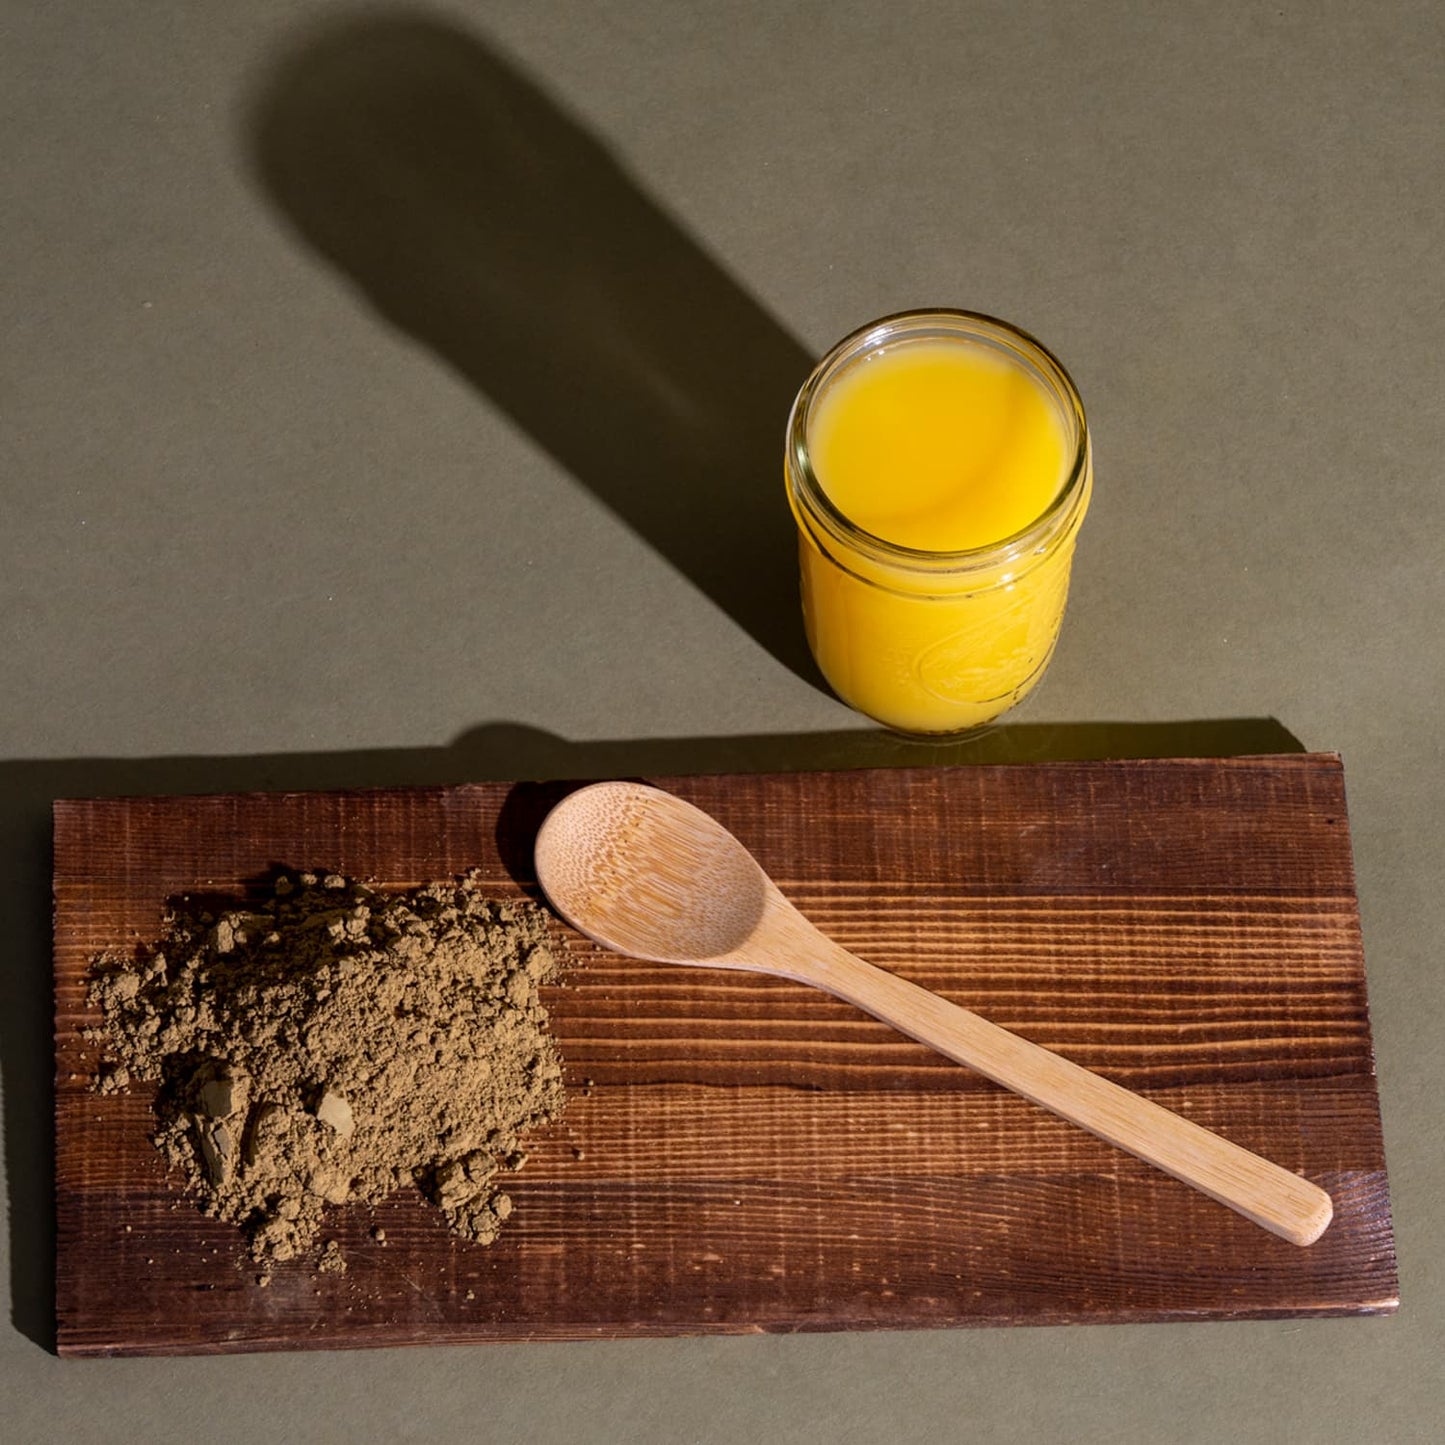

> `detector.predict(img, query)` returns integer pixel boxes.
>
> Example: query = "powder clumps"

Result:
[88,871,565,1267]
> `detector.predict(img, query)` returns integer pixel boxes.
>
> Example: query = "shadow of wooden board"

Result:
[53,755,1397,1355]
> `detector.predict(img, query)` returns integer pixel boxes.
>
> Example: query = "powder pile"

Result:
[88,871,565,1266]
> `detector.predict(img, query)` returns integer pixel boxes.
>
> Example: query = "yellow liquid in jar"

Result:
[796,337,1088,734]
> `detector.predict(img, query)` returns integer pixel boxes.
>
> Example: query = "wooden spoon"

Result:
[534,780,1334,1246]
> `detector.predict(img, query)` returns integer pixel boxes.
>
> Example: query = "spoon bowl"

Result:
[535,780,769,962]
[535,780,1333,1246]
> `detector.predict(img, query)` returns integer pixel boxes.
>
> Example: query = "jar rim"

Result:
[786,308,1090,575]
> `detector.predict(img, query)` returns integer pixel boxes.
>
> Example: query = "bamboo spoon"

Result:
[534,780,1334,1246]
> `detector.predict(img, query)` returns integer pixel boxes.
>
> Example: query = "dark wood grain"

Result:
[53,755,1397,1354]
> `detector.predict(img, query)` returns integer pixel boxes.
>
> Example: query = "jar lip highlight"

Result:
[786,308,1091,577]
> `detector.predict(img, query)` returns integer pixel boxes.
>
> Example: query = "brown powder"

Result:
[87,871,565,1267]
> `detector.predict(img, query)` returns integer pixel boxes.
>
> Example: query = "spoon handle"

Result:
[788,933,1333,1246]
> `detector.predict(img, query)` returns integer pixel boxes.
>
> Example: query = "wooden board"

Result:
[53,756,1397,1355]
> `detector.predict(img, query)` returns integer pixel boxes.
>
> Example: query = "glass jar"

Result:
[785,309,1092,735]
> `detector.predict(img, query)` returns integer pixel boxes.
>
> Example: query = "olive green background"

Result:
[4,2,1440,1440]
